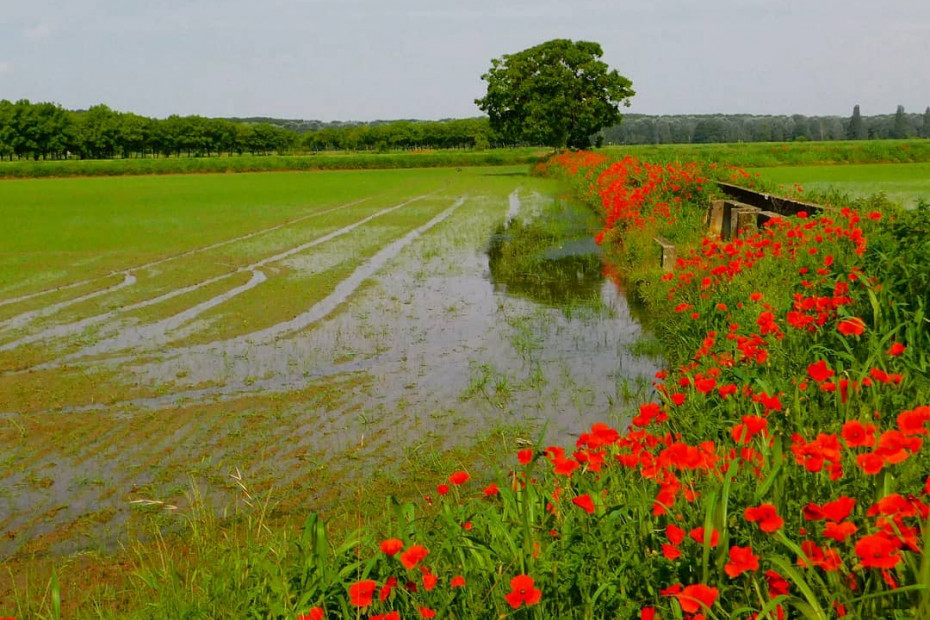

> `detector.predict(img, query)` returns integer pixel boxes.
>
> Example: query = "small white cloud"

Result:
[24,22,55,40]
[0,61,12,75]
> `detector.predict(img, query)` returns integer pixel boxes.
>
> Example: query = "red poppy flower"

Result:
[450,575,466,587]
[823,521,858,543]
[731,415,768,444]
[662,543,682,560]
[348,579,377,607]
[422,572,438,591]
[371,613,401,620]
[449,470,470,485]
[807,360,834,383]
[380,538,404,556]
[842,420,876,448]
[298,608,325,620]
[837,317,865,336]
[552,456,580,476]
[517,449,534,465]
[804,496,856,522]
[897,406,930,436]
[689,527,720,547]
[799,540,842,571]
[854,534,902,569]
[745,503,784,532]
[419,606,436,618]
[436,484,449,496]
[640,607,659,620]
[765,570,790,597]
[674,584,718,613]
[724,545,760,577]
[694,377,717,394]
[887,342,906,356]
[572,494,596,514]
[666,524,686,545]
[379,577,398,602]
[856,452,884,475]
[822,496,857,521]
[400,545,429,570]
[866,493,918,518]
[504,574,542,609]
[484,482,499,496]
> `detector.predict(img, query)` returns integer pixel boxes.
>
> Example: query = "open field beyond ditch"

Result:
[749,161,930,208]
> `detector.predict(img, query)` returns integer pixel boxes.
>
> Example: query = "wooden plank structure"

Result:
[657,182,835,267]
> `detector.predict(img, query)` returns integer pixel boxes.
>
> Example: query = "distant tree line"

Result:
[0,100,298,160]
[602,105,930,145]
[0,100,496,161]
[2,99,929,161]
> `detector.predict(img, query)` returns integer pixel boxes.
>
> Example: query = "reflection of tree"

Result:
[487,221,604,309]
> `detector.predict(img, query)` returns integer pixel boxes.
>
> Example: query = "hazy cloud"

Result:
[23,22,55,40]
[0,0,927,120]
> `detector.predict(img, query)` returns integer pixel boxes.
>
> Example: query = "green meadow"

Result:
[749,161,930,207]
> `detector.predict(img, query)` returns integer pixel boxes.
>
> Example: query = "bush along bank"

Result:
[91,152,928,620]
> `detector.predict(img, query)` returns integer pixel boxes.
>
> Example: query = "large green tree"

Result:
[475,39,634,149]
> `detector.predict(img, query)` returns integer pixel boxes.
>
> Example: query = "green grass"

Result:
[603,138,930,168]
[0,149,546,179]
[0,167,511,298]
[749,162,930,208]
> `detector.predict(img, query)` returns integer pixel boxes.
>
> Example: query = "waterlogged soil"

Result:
[0,170,660,562]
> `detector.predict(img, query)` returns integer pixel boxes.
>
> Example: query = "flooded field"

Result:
[0,167,660,557]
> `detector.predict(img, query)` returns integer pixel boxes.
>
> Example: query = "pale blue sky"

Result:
[1,0,928,121]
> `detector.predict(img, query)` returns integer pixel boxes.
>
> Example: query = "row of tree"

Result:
[0,100,497,161]
[0,100,298,160]
[2,99,929,161]
[603,105,930,145]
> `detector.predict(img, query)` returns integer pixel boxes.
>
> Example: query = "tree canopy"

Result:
[475,39,634,149]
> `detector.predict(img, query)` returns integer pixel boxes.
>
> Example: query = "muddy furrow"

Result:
[0,271,241,353]
[0,273,137,333]
[0,196,374,310]
[35,195,431,363]
[237,196,464,344]
[22,196,468,411]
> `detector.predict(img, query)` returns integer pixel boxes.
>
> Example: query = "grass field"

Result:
[608,138,930,168]
[749,161,930,207]
[0,165,661,613]
[0,148,546,179]
[2,139,930,180]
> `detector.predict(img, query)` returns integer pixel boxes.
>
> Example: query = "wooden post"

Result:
[730,204,760,238]
[654,237,676,271]
[707,200,726,238]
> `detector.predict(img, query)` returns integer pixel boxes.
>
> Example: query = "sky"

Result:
[1,0,928,122]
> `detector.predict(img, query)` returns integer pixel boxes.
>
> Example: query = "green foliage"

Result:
[476,39,634,149]
[0,148,544,179]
